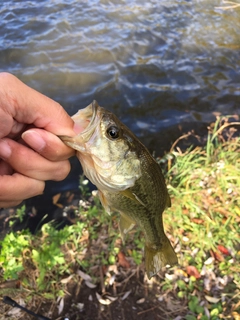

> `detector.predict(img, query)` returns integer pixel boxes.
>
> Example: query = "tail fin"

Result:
[145,239,178,279]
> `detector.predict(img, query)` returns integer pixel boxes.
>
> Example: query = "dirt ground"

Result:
[54,270,186,320]
[0,268,187,320]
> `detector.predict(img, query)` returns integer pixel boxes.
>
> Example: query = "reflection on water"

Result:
[1,0,239,126]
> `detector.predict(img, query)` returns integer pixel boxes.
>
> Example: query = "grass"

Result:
[0,116,239,319]
[158,117,240,319]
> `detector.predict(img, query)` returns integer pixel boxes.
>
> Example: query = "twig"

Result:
[210,121,240,141]
[168,132,192,170]
[100,266,106,294]
[137,305,159,315]
[115,270,137,291]
[170,133,192,154]
[157,304,187,317]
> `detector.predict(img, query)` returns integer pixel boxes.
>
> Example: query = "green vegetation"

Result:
[0,116,239,319]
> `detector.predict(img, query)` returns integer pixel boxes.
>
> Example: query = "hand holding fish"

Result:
[0,73,76,208]
[60,100,178,278]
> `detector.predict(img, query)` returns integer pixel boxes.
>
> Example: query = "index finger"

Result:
[0,73,75,136]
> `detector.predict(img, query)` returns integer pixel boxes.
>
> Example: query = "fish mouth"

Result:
[72,100,99,131]
[60,100,101,151]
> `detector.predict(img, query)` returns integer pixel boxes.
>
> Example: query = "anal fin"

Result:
[119,213,135,242]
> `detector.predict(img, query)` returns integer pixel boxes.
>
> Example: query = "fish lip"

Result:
[59,100,100,147]
[77,100,101,142]
[88,100,98,128]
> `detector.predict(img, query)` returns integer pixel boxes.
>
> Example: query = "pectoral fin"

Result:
[119,214,135,242]
[120,189,146,207]
[98,190,111,215]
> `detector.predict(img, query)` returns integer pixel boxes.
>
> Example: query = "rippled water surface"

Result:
[1,0,240,150]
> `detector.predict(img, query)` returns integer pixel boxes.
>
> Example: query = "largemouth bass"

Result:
[60,100,178,278]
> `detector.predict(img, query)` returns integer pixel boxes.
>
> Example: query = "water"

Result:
[0,0,240,212]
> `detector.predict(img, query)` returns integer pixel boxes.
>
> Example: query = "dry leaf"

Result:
[106,295,118,302]
[85,280,97,289]
[96,292,117,305]
[0,280,21,289]
[67,192,75,203]
[217,245,230,256]
[77,269,92,281]
[175,268,188,278]
[210,250,224,262]
[166,297,181,311]
[58,297,64,315]
[61,275,73,284]
[136,298,145,304]
[8,298,25,316]
[8,308,23,316]
[216,207,230,217]
[186,266,201,279]
[232,312,240,320]
[205,295,221,303]
[121,290,131,300]
[191,218,204,225]
[165,273,178,281]
[52,193,63,207]
[76,303,84,311]
[118,252,130,268]
[204,257,214,265]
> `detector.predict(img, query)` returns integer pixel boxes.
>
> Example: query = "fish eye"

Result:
[107,126,120,140]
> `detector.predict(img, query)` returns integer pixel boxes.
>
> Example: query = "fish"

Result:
[60,100,178,278]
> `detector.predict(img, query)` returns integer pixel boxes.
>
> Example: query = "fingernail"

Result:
[22,130,46,152]
[0,139,12,159]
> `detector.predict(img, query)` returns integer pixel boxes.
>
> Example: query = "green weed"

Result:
[0,231,30,279]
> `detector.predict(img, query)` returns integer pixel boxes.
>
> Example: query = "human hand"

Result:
[0,73,77,208]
